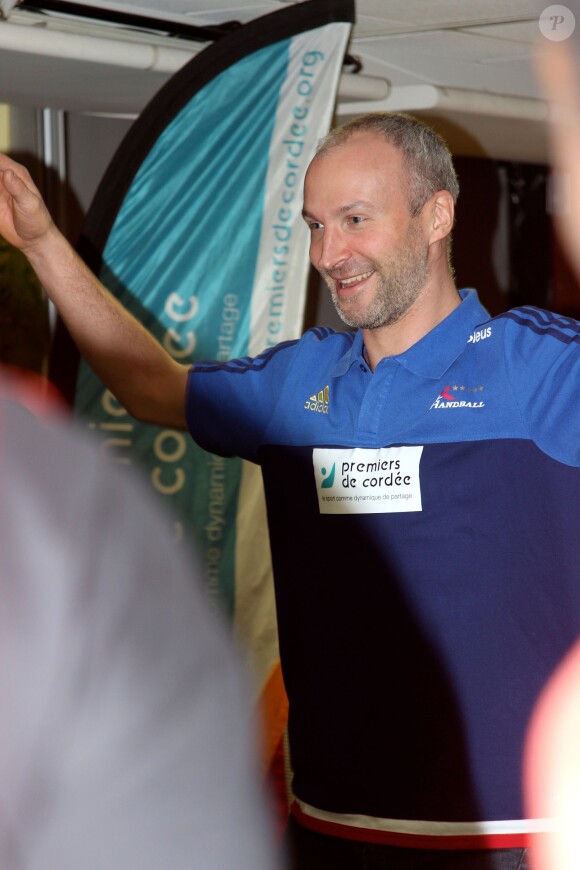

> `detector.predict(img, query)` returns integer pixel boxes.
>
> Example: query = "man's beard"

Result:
[323,222,429,330]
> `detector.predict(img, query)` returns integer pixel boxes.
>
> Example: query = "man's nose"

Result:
[314,227,348,272]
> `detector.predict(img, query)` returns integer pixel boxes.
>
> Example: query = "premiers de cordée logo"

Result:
[314,446,423,515]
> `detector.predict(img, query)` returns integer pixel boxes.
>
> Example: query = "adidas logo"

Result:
[304,385,329,414]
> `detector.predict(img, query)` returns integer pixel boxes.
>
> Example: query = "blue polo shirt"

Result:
[187,289,580,849]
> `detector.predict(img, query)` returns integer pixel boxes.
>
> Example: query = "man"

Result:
[0,369,280,870]
[2,110,579,870]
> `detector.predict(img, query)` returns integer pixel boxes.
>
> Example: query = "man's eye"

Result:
[349,215,364,225]
[309,221,323,231]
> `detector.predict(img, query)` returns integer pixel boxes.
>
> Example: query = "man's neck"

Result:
[362,278,461,371]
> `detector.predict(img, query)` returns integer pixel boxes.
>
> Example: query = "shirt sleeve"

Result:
[186,338,302,462]
[502,307,580,466]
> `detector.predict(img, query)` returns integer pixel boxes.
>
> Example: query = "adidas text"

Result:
[305,386,329,414]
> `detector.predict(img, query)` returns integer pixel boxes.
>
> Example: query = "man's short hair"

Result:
[316,112,460,216]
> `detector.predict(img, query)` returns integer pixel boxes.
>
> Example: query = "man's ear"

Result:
[427,190,455,244]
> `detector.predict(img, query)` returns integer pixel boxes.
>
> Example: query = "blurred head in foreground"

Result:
[0,370,280,870]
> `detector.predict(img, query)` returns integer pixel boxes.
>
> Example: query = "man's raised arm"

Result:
[0,154,189,430]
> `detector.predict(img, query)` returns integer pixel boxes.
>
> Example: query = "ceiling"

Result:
[0,0,553,162]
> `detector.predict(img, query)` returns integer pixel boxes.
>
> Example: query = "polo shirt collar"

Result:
[332,289,490,380]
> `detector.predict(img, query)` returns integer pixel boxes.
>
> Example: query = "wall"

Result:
[0,105,9,151]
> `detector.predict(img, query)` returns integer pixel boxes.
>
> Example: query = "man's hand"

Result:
[0,153,188,430]
[535,41,580,280]
[0,155,54,252]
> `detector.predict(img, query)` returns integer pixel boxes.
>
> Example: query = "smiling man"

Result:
[2,111,580,870]
[302,116,459,354]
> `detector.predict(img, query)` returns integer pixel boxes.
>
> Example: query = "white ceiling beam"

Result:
[337,84,548,123]
[0,20,391,100]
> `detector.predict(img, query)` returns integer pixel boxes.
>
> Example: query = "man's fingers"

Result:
[0,162,53,247]
[1,168,23,197]
[1,168,40,219]
[0,156,42,198]
[2,166,32,197]
[0,168,15,184]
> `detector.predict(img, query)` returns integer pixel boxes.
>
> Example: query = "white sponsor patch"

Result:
[314,446,423,514]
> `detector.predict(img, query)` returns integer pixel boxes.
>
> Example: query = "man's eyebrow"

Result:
[338,200,376,214]
[302,200,377,221]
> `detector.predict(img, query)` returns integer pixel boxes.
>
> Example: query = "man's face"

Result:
[302,131,430,330]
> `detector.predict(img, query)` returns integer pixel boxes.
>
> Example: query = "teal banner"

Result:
[72,0,354,618]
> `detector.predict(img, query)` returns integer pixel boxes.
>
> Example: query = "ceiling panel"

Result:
[0,0,555,161]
